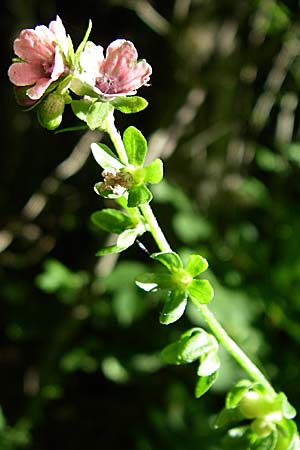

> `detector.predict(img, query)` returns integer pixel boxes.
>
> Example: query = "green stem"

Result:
[104,111,129,165]
[139,202,275,394]
[191,301,275,393]
[139,203,172,253]
[104,116,275,394]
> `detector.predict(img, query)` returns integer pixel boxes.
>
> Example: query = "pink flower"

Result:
[79,39,152,97]
[8,16,69,100]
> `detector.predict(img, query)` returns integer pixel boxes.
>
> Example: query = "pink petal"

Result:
[102,40,138,78]
[8,62,43,86]
[27,78,52,99]
[14,28,54,63]
[115,61,152,92]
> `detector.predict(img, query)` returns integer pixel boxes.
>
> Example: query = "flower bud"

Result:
[250,418,273,438]
[37,92,65,130]
[238,391,282,421]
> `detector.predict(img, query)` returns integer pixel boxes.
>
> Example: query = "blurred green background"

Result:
[1,0,300,448]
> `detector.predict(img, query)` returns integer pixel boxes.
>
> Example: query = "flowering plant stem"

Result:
[106,119,275,395]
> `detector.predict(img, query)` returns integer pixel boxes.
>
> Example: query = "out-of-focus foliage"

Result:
[1,0,300,448]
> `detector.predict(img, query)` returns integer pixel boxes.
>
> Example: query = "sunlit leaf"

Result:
[195,371,218,398]
[160,290,188,325]
[185,254,209,277]
[151,251,183,271]
[90,142,123,170]
[112,96,148,113]
[127,184,152,207]
[123,126,147,167]
[188,279,214,304]
[144,159,164,184]
[91,209,134,234]
[197,349,220,376]
[86,101,112,130]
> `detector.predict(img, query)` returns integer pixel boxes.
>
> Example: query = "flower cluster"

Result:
[8,16,152,129]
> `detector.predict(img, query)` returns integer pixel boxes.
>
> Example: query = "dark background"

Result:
[1,0,300,449]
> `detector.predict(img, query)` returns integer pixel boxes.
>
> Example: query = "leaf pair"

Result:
[71,96,148,130]
[161,327,220,398]
[136,251,214,325]
[91,206,146,255]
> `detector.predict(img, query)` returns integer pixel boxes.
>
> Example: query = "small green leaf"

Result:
[144,159,164,184]
[75,20,93,61]
[185,254,209,277]
[87,101,112,130]
[160,341,182,365]
[70,77,98,97]
[195,371,218,398]
[112,96,148,113]
[188,279,214,304]
[117,228,139,248]
[127,184,152,207]
[71,99,92,121]
[214,407,244,430]
[226,380,253,409]
[136,273,177,291]
[91,209,134,234]
[251,431,278,450]
[96,244,125,256]
[159,290,187,325]
[91,142,124,170]
[151,251,183,271]
[123,126,147,167]
[179,330,215,363]
[277,393,297,419]
[197,349,220,377]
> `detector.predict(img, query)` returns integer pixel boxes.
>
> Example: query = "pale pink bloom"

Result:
[79,39,152,97]
[8,16,69,100]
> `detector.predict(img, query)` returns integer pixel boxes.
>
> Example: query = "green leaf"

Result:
[226,380,253,409]
[195,371,218,398]
[159,289,187,325]
[276,418,300,450]
[251,431,278,450]
[188,279,214,304]
[96,244,125,256]
[277,393,297,419]
[127,184,152,207]
[160,341,182,365]
[86,101,112,130]
[214,407,244,430]
[227,382,253,410]
[179,330,216,363]
[135,273,177,291]
[197,349,220,376]
[185,254,209,277]
[112,96,148,113]
[95,227,141,256]
[75,20,92,61]
[117,228,139,248]
[70,77,99,97]
[144,159,164,184]
[91,209,134,234]
[123,126,147,167]
[90,142,124,170]
[151,251,183,271]
[71,99,92,121]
